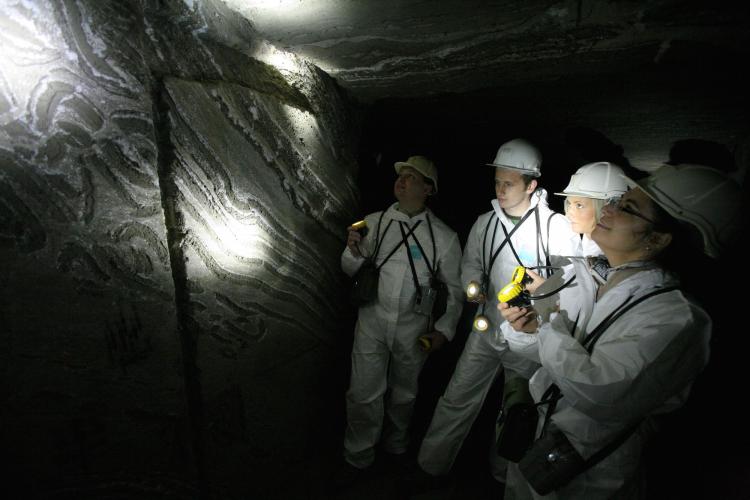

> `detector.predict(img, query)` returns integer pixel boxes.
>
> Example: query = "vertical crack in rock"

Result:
[151,75,208,500]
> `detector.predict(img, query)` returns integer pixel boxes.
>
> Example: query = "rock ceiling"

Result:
[223,0,750,102]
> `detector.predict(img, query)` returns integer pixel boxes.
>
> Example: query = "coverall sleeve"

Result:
[501,290,576,363]
[340,212,379,277]
[536,295,711,424]
[433,232,464,341]
[500,322,542,362]
[341,248,365,277]
[460,217,485,288]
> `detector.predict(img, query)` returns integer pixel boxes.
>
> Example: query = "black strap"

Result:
[541,212,560,278]
[529,275,576,301]
[425,214,442,330]
[537,285,680,465]
[545,212,555,259]
[581,286,679,351]
[481,215,498,275]
[583,421,639,469]
[410,214,439,277]
[501,221,525,268]
[426,213,438,276]
[356,211,388,262]
[400,221,423,298]
[534,208,542,273]
[370,210,388,259]
[376,220,421,271]
[537,313,579,438]
[487,207,537,274]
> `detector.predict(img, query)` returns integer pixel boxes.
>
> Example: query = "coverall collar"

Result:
[589,258,680,301]
[491,188,550,223]
[387,202,432,222]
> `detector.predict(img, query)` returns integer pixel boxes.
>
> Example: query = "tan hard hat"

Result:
[394,155,438,193]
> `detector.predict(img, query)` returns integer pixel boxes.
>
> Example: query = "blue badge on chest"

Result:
[517,249,534,265]
[409,244,422,259]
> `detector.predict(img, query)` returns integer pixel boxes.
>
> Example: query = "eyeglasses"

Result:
[605,198,657,225]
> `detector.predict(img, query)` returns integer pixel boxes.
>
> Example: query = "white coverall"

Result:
[341,203,463,468]
[418,189,580,477]
[501,259,711,499]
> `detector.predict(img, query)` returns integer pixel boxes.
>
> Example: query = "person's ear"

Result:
[526,179,538,194]
[423,183,434,197]
[647,231,673,255]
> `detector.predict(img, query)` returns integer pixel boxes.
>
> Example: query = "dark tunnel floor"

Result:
[295,306,508,500]
[300,450,503,500]
[290,303,749,500]
[301,428,507,500]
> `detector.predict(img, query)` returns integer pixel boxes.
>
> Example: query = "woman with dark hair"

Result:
[497,164,742,499]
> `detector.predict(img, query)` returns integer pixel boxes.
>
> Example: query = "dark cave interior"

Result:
[1,2,748,499]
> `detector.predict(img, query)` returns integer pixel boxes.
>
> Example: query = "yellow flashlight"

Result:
[511,266,527,284]
[350,219,368,237]
[497,282,531,309]
[418,335,432,350]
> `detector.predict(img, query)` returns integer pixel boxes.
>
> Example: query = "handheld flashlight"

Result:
[418,335,432,350]
[511,266,533,286]
[466,280,482,301]
[497,282,531,309]
[497,266,533,308]
[350,219,368,237]
[473,315,490,332]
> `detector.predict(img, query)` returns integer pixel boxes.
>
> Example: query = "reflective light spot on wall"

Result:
[224,0,325,22]
[175,170,268,272]
[0,3,66,127]
[211,214,267,267]
[267,47,302,75]
[223,0,348,74]
[194,208,269,275]
[283,104,319,154]
[252,41,306,79]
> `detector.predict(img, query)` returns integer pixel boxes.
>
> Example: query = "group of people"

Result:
[337,138,742,499]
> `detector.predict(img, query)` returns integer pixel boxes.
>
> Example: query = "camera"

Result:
[413,284,437,315]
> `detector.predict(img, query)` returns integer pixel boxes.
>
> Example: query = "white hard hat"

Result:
[394,155,438,193]
[486,138,542,177]
[624,164,743,258]
[555,162,628,200]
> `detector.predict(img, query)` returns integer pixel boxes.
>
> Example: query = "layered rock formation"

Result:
[0,1,359,497]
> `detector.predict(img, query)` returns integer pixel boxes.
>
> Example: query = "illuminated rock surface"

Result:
[1,0,358,497]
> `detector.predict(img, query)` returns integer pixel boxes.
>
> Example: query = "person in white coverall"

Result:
[555,162,628,258]
[525,161,630,331]
[340,155,464,472]
[415,139,579,482]
[499,164,742,499]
